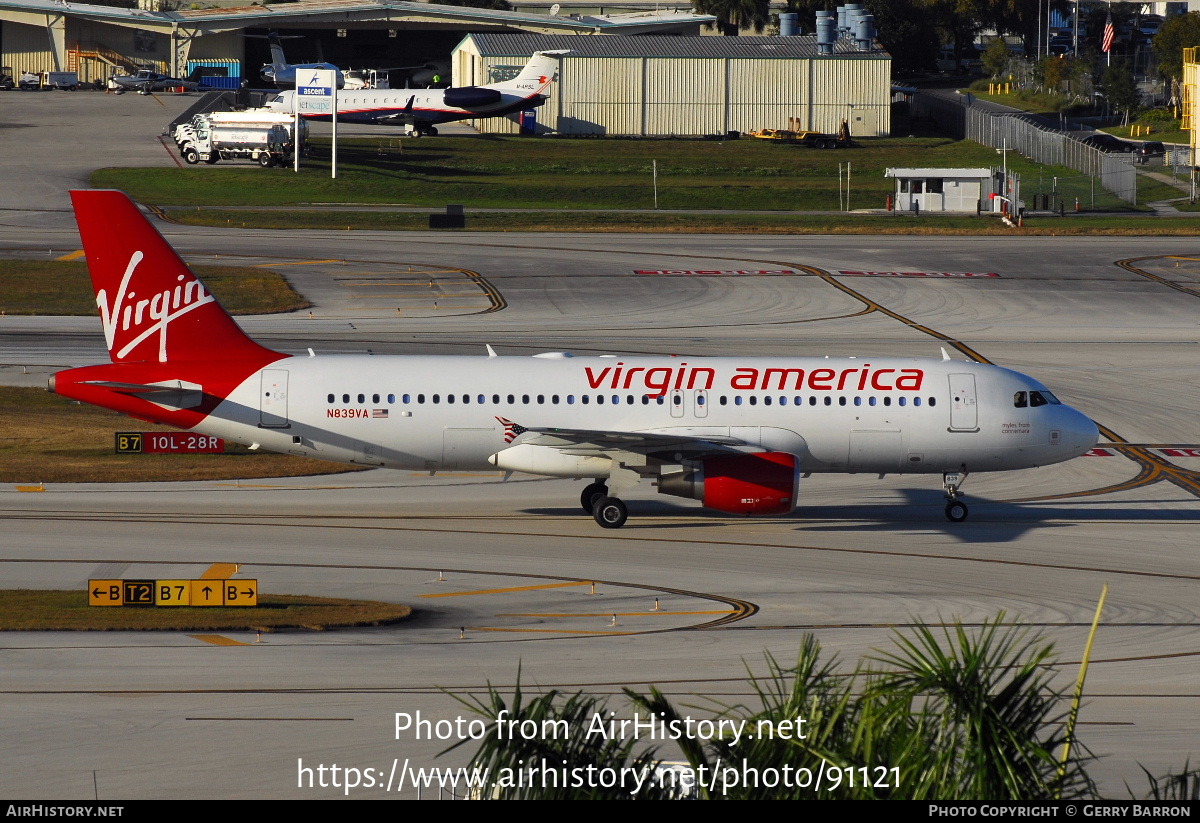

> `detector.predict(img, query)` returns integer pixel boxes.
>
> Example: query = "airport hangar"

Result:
[0,0,712,87]
[0,0,890,137]
[454,32,891,136]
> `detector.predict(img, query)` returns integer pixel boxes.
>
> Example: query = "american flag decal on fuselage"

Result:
[495,416,527,443]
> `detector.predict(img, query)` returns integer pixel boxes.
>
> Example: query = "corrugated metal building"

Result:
[454,34,891,137]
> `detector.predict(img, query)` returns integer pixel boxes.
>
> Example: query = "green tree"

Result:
[1101,61,1140,124]
[982,36,1011,77]
[865,0,942,75]
[691,0,771,35]
[1152,11,1200,83]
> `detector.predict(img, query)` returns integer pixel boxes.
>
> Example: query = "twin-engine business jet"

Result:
[264,50,568,136]
[52,191,1100,528]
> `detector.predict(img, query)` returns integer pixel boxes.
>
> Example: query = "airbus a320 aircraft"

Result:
[51,191,1100,528]
[264,50,568,136]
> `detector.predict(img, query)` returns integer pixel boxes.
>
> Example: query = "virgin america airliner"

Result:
[50,191,1100,528]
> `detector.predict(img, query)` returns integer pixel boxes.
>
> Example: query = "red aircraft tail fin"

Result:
[70,190,277,364]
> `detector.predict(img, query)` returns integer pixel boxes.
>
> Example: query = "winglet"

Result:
[486,344,498,358]
[941,347,952,361]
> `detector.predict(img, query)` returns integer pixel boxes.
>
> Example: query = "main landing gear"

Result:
[942,470,969,522]
[580,480,628,529]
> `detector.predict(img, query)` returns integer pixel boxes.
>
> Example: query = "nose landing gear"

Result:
[943,470,969,522]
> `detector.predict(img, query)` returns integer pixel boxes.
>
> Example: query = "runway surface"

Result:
[1,92,1198,799]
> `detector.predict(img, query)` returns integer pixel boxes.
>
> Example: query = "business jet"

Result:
[251,32,345,89]
[50,191,1100,528]
[109,69,211,95]
[264,50,569,136]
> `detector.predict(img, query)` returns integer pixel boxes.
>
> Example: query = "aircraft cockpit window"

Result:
[1029,391,1050,407]
[1014,391,1028,408]
[1042,391,1061,405]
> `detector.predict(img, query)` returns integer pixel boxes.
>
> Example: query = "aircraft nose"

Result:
[1068,407,1099,456]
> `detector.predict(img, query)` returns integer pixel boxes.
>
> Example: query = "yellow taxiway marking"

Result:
[189,634,251,646]
[212,483,361,489]
[14,485,45,492]
[55,250,85,261]
[1166,256,1200,261]
[498,610,734,617]
[251,260,340,267]
[200,563,239,580]
[468,628,633,635]
[420,581,592,598]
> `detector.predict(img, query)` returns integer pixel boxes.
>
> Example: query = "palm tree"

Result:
[691,0,771,36]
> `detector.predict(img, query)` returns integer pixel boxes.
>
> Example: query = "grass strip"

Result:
[167,208,1200,236]
[0,387,361,483]
[91,135,1156,214]
[0,261,310,316]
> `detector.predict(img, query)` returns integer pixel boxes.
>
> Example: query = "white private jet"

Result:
[50,191,1100,528]
[264,50,568,136]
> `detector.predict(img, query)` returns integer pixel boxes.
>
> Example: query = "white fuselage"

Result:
[192,353,1098,478]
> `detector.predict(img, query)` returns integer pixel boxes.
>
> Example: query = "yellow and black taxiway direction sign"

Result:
[89,578,259,607]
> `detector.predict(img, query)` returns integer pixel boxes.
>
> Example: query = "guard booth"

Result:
[885,168,993,213]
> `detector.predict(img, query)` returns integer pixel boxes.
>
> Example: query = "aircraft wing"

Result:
[80,379,203,409]
[376,96,426,126]
[502,419,755,460]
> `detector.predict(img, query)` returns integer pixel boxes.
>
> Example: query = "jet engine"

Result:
[443,87,503,109]
[657,452,800,515]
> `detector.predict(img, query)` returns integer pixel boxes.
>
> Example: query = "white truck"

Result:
[179,123,296,166]
[173,109,303,150]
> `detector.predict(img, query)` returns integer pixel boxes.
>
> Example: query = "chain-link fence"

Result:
[911,93,1137,204]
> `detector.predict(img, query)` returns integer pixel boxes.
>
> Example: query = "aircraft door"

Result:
[948,373,978,432]
[693,389,709,418]
[260,369,289,428]
[670,389,685,418]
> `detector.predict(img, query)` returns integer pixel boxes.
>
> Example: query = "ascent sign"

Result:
[296,69,336,115]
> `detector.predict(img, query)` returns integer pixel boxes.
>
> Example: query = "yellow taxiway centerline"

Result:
[251,260,340,267]
[420,581,593,598]
[497,611,734,617]
[189,634,251,646]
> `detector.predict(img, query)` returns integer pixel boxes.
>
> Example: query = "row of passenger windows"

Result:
[327,392,938,408]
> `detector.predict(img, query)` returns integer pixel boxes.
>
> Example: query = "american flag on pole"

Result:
[1101,13,1115,53]
[495,416,528,443]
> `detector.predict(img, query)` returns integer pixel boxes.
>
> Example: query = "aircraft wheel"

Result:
[945,501,968,522]
[580,481,608,515]
[592,497,628,529]
[182,148,200,165]
[425,126,439,137]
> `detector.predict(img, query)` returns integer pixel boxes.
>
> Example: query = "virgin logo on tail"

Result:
[97,250,216,363]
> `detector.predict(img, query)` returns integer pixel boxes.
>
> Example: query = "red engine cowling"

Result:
[657,452,800,516]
